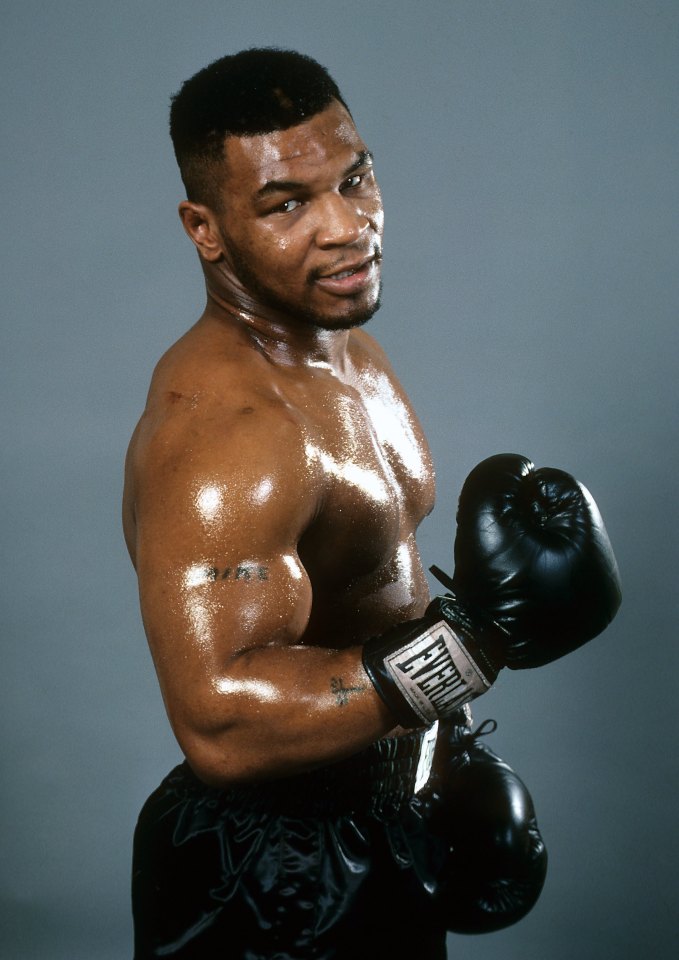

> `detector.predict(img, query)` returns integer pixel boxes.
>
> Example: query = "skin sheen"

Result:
[123,101,435,788]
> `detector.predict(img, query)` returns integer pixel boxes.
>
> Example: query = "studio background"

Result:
[2,1,677,957]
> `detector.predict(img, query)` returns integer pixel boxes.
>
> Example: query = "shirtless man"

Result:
[123,48,620,960]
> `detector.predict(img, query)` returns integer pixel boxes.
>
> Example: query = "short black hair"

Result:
[169,47,350,207]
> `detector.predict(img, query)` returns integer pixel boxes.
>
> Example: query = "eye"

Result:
[273,198,303,214]
[342,174,363,191]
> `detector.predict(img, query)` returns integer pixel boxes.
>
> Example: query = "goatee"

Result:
[227,246,383,331]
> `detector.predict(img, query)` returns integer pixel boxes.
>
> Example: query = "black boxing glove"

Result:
[414,718,548,934]
[431,452,623,669]
[362,453,622,727]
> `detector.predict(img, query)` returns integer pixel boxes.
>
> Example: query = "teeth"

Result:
[332,266,362,280]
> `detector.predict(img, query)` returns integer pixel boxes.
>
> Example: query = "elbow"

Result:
[164,673,292,787]
[177,729,245,788]
[173,716,273,788]
[164,680,258,787]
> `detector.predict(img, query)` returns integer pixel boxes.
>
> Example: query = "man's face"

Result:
[215,100,384,330]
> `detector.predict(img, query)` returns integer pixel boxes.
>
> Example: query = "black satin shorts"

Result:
[132,730,449,960]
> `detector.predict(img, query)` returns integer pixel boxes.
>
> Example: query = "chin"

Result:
[317,311,375,332]
[307,290,383,331]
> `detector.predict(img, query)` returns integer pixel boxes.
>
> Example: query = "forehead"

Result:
[222,100,367,194]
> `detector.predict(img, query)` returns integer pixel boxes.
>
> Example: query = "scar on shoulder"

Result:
[167,390,200,408]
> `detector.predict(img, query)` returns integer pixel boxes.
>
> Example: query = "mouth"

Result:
[313,254,381,295]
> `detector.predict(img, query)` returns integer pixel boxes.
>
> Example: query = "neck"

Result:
[203,267,352,372]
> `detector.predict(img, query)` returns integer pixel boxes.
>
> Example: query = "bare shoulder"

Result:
[348,328,430,429]
[123,323,320,561]
[346,328,436,515]
[348,327,394,371]
[348,328,415,401]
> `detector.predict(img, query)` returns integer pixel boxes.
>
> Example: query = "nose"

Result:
[314,194,370,248]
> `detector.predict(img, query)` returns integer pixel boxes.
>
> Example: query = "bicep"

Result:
[137,546,313,673]
[131,427,315,717]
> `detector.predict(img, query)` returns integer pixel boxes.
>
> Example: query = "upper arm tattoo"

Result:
[185,563,270,586]
[207,564,270,582]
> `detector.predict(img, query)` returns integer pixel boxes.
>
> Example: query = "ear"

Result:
[178,201,224,262]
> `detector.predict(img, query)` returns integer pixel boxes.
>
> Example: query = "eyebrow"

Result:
[255,150,374,201]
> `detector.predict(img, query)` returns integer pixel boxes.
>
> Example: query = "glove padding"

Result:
[432,452,623,668]
[415,717,548,934]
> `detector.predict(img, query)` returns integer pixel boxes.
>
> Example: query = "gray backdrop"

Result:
[2,1,677,957]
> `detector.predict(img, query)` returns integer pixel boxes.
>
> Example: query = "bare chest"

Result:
[294,378,435,591]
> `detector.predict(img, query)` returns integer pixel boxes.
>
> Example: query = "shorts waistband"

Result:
[172,726,437,819]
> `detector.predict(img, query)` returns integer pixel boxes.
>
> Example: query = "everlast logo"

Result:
[394,633,471,712]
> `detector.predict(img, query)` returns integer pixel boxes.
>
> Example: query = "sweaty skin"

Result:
[122,101,436,787]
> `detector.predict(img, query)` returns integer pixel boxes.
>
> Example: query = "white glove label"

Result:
[384,621,492,724]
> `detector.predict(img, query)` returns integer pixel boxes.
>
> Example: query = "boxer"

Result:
[123,48,620,959]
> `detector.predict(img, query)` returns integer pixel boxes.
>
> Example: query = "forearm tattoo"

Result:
[330,676,366,706]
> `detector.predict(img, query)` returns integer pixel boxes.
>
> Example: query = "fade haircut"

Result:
[169,47,350,208]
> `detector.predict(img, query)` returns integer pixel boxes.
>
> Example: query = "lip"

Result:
[314,256,379,296]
